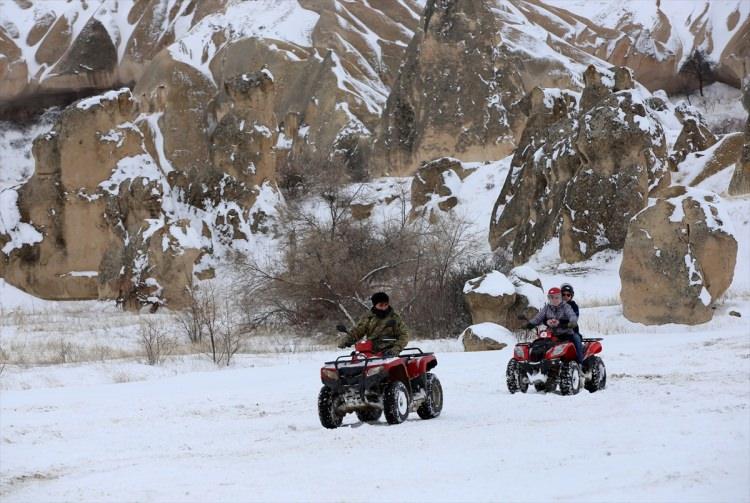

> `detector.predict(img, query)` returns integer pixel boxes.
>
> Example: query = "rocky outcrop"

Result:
[490,66,669,265]
[463,268,543,331]
[410,157,469,219]
[372,0,594,176]
[1,68,281,309]
[668,116,718,172]
[729,81,750,196]
[683,132,745,187]
[620,187,737,325]
[459,323,512,352]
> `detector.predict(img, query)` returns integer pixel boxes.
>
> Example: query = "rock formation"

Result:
[410,157,469,220]
[459,323,512,352]
[729,81,750,195]
[0,68,281,309]
[490,66,669,266]
[620,186,737,325]
[463,268,543,331]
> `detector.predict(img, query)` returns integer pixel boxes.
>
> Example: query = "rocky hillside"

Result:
[0,0,747,322]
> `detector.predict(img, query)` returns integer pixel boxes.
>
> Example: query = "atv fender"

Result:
[583,339,602,359]
[406,354,437,377]
[386,362,411,392]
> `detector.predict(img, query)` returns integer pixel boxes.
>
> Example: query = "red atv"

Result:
[506,327,606,395]
[318,338,443,428]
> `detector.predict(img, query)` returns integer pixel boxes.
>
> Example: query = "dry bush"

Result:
[0,344,7,376]
[56,338,77,364]
[177,281,245,365]
[234,188,486,339]
[139,319,176,365]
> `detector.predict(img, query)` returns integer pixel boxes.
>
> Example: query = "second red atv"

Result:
[318,339,443,429]
[506,327,606,395]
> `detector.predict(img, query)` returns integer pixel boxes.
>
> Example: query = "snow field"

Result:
[1,317,748,502]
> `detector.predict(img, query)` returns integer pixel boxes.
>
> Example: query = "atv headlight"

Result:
[551,344,565,357]
[365,365,384,377]
[322,368,339,380]
[514,346,524,358]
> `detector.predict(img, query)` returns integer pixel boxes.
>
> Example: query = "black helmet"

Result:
[371,291,389,305]
[561,283,574,296]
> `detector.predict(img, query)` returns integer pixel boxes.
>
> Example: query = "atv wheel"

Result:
[417,373,443,419]
[384,381,410,424]
[506,360,528,393]
[356,407,382,423]
[584,356,607,393]
[318,386,344,429]
[559,361,582,396]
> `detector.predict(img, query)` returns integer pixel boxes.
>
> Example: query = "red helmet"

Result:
[547,287,561,296]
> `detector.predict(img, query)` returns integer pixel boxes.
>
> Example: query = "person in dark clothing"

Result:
[560,283,584,365]
[337,292,409,357]
[561,283,579,317]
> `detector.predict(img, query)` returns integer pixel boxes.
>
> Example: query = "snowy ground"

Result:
[1,310,748,502]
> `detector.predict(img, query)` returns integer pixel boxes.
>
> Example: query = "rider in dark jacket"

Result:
[338,292,409,356]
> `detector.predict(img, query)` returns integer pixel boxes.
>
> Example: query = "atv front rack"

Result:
[325,347,433,367]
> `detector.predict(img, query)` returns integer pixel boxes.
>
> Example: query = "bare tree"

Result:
[679,49,716,97]
[217,297,243,366]
[139,319,176,365]
[0,343,8,376]
[176,280,205,344]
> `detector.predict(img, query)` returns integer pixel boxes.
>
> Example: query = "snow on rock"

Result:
[459,322,514,352]
[464,271,515,297]
[76,88,133,111]
[463,269,544,332]
[509,266,546,311]
[0,190,43,254]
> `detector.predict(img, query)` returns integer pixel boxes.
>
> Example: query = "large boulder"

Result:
[463,268,543,331]
[459,322,513,352]
[620,186,737,325]
[563,78,669,262]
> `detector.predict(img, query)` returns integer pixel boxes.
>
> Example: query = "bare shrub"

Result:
[234,187,487,339]
[0,344,8,376]
[176,282,207,344]
[56,338,77,364]
[217,298,242,366]
[139,319,176,365]
[178,281,245,365]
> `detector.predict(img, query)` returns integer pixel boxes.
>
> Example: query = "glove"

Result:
[524,322,535,330]
[382,349,396,358]
[337,340,350,349]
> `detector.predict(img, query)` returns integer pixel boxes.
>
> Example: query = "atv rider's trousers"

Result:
[558,333,584,365]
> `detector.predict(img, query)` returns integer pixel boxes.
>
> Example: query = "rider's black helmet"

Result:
[561,283,574,296]
[371,291,389,305]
